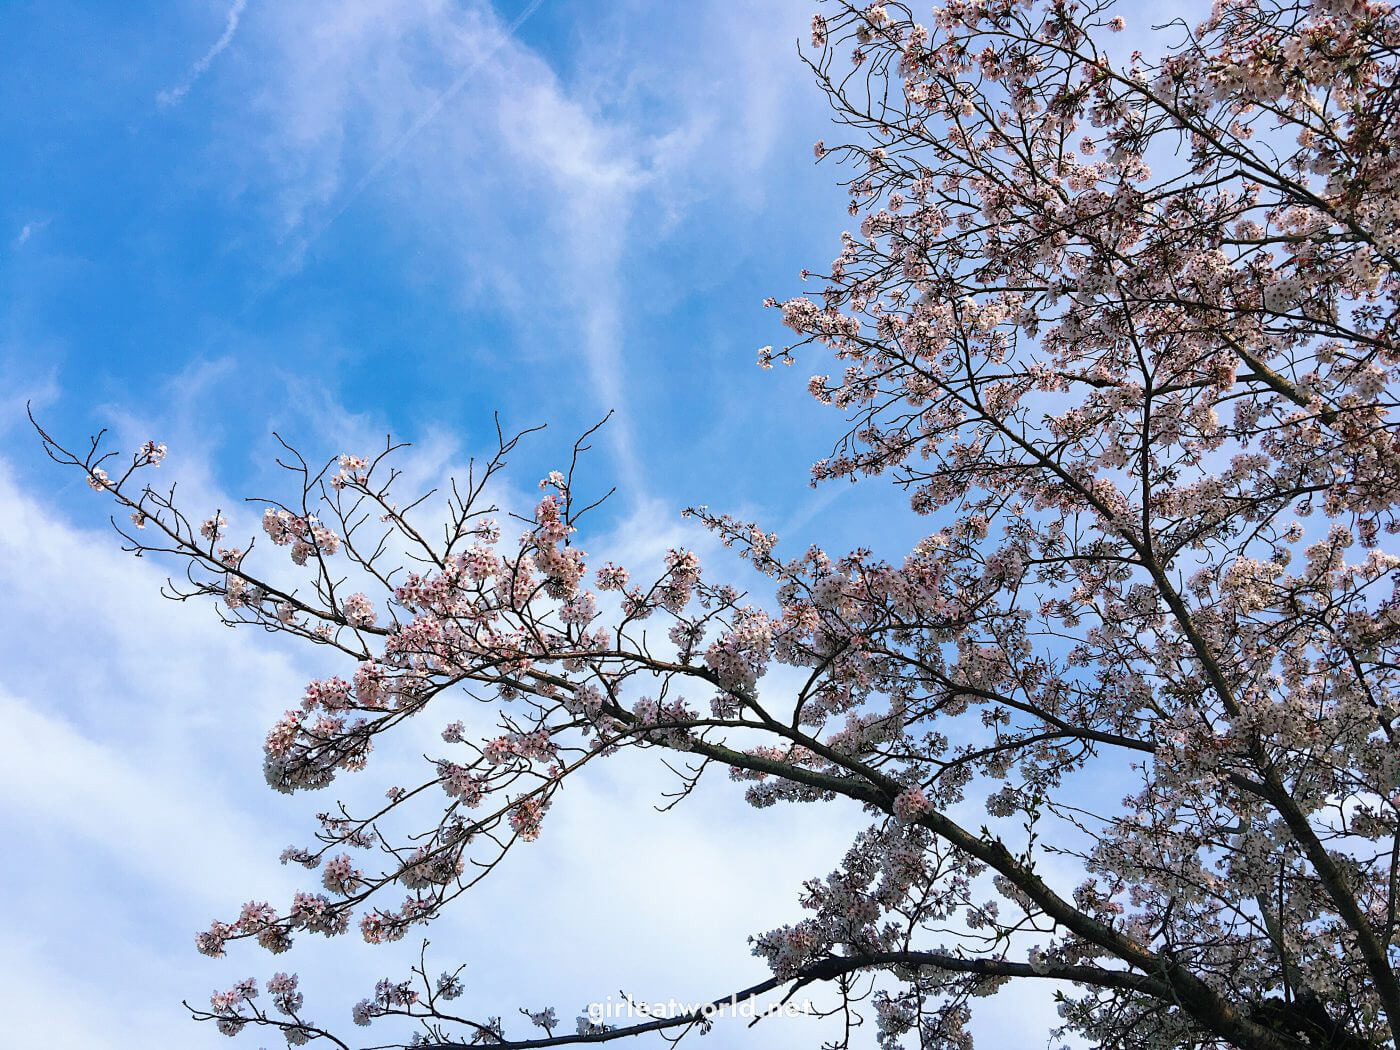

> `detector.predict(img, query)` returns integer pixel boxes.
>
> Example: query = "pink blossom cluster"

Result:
[330,453,369,491]
[262,507,342,564]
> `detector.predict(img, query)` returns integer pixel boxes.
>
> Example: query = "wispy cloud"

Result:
[270,0,549,277]
[11,219,48,248]
[156,0,249,108]
[227,1,650,488]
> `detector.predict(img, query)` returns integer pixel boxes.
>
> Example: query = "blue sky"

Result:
[0,1,1092,1046]
[3,0,889,543]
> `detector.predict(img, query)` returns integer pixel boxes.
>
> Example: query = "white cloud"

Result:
[157,0,250,108]
[11,219,48,248]
[210,0,817,500]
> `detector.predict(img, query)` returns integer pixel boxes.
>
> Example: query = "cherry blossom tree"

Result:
[36,0,1400,1046]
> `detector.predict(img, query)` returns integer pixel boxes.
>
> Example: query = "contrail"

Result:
[158,0,249,107]
[246,0,548,310]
